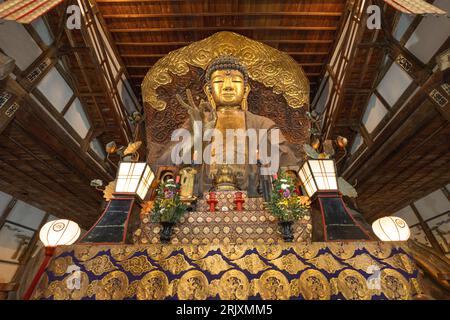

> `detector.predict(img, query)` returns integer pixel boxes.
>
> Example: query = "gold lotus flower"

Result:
[103,180,116,201]
[124,141,142,156]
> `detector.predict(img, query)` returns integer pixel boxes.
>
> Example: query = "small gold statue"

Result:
[179,167,197,202]
[212,165,239,191]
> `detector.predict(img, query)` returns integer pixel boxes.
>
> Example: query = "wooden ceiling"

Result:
[95,0,348,100]
[326,4,450,221]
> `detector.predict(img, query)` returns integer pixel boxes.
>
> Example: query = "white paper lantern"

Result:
[372,216,410,241]
[39,219,81,247]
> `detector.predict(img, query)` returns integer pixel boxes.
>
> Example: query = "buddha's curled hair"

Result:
[205,56,249,86]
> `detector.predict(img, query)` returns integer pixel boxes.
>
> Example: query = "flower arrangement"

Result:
[151,179,187,223]
[267,172,311,222]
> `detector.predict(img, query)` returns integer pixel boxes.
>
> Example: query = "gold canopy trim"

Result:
[142,31,310,111]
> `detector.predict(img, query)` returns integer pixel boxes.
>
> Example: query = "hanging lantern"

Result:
[372,216,410,241]
[298,159,338,198]
[115,162,155,200]
[39,219,81,247]
[24,219,81,299]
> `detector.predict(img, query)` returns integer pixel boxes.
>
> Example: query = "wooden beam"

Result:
[109,26,338,33]
[4,134,101,206]
[115,40,334,47]
[97,0,189,2]
[128,72,321,79]
[121,52,329,58]
[125,62,324,69]
[103,12,343,19]
[410,203,446,256]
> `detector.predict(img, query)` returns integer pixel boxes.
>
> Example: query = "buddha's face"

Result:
[209,69,246,108]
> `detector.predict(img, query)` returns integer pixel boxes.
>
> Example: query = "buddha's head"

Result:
[204,56,250,111]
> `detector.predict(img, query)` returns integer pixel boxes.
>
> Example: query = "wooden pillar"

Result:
[410,203,446,256]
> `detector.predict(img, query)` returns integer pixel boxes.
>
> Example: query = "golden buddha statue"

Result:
[154,56,298,195]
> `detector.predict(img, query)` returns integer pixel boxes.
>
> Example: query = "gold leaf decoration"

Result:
[110,246,142,262]
[137,271,170,300]
[258,270,290,300]
[193,254,232,275]
[345,253,382,272]
[366,242,392,259]
[142,31,309,111]
[74,245,102,262]
[93,271,129,300]
[146,245,173,261]
[123,141,142,156]
[233,253,270,274]
[271,253,308,274]
[126,280,140,298]
[293,243,323,259]
[103,181,116,201]
[82,255,118,276]
[337,269,372,300]
[308,253,346,274]
[218,270,250,300]
[383,254,417,274]
[45,280,69,300]
[177,270,209,300]
[183,244,211,260]
[118,255,155,276]
[381,269,411,300]
[299,269,331,300]
[221,243,248,260]
[256,243,283,260]
[329,242,356,259]
[48,256,74,277]
[160,254,194,275]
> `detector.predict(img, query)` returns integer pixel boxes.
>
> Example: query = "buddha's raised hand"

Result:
[176,89,217,132]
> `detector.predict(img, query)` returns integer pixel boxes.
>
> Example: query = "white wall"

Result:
[0,21,42,71]
[404,0,450,64]
[37,67,74,112]
[64,98,91,138]
[362,94,388,133]
[377,63,413,107]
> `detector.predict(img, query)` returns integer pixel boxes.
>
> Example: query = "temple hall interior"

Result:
[0,0,449,301]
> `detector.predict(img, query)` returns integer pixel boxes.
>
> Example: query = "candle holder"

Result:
[206,191,218,212]
[234,191,245,211]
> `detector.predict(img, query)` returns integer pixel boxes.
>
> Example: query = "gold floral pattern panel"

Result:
[33,242,420,300]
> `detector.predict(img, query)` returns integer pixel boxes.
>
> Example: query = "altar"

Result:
[27,32,423,301]
[134,191,312,245]
[31,242,419,300]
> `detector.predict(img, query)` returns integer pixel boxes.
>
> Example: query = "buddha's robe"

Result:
[149,111,298,196]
